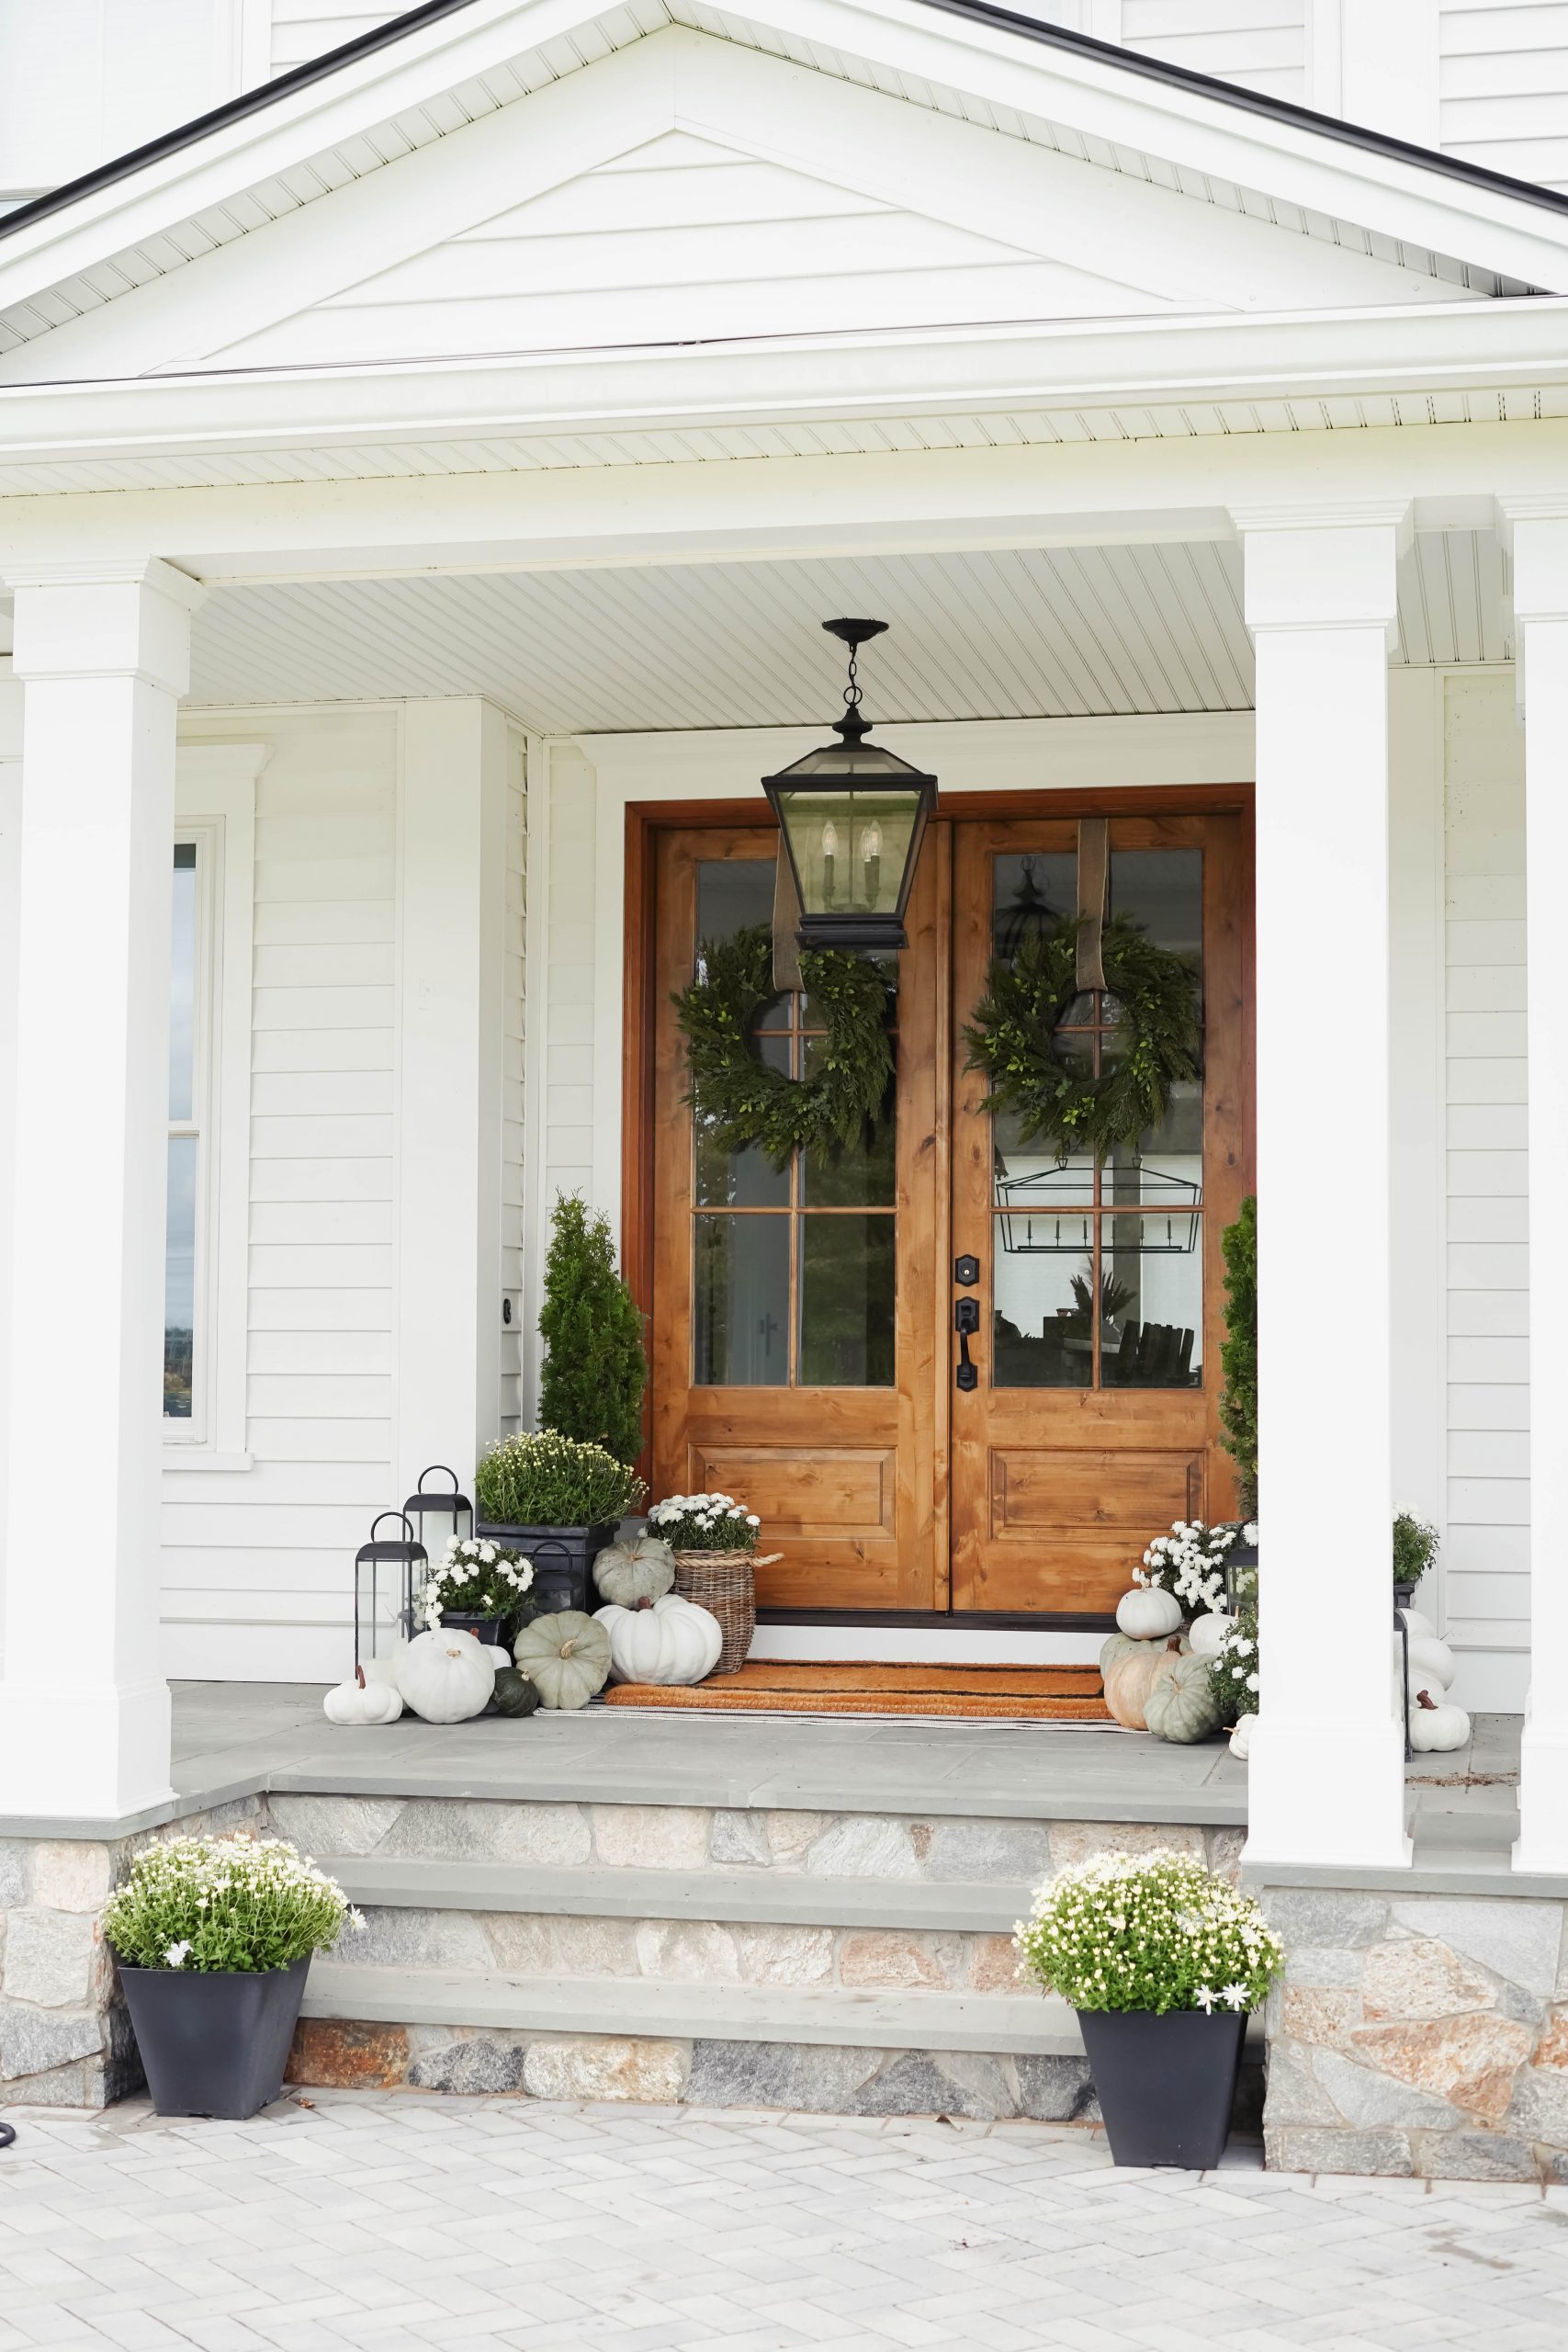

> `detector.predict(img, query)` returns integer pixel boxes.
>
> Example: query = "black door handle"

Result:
[954,1298,979,1391]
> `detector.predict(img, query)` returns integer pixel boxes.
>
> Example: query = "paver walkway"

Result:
[2,2093,1567,2351]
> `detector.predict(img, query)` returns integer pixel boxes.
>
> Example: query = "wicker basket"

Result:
[671,1550,780,1675]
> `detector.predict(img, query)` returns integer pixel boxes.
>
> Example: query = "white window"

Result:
[163,744,264,1470]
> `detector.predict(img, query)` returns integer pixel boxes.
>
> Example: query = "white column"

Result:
[395,700,511,1504]
[0,559,202,1822]
[1237,506,1412,1871]
[1503,507,1568,1871]
[0,653,22,1688]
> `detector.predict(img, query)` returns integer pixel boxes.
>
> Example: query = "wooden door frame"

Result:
[623,782,1255,1624]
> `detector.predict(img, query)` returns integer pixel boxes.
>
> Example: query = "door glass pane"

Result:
[164,1134,197,1419]
[994,1111,1095,1218]
[801,1036,896,1207]
[694,1035,791,1207]
[1100,1217,1203,1389]
[991,1241,1093,1389]
[1101,1080,1203,1222]
[800,1216,895,1386]
[1110,847,1202,958]
[694,1215,789,1385]
[696,858,788,1027]
[169,842,197,1120]
[992,852,1075,960]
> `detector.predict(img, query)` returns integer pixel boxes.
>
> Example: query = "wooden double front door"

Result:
[645,800,1252,1620]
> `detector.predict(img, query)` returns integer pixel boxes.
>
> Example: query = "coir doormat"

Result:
[602,1658,1110,1720]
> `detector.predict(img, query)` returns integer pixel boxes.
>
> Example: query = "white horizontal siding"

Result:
[1444,669,1530,1704]
[1120,1,1307,102]
[1441,2,1568,190]
[268,1,404,75]
[163,707,399,1682]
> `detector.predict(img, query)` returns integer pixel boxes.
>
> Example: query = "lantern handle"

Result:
[414,1464,462,1497]
[368,1510,417,1544]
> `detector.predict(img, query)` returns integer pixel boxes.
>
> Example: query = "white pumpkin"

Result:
[1229,1711,1257,1760]
[1115,1587,1182,1640]
[595,1595,723,1686]
[324,1666,403,1726]
[1397,1632,1457,1691]
[395,1628,496,1724]
[1397,1605,1437,1639]
[1187,1612,1232,1659]
[363,1645,407,1689]
[1408,1686,1470,1752]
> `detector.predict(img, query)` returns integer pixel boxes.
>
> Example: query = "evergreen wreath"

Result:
[964,914,1201,1162]
[675,923,892,1169]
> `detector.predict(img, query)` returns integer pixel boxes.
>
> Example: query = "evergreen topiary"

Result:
[537,1193,648,1466]
[1219,1195,1258,1520]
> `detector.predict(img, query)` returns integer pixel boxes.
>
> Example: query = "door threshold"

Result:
[750,1616,1109,1668]
[759,1609,1113,1632]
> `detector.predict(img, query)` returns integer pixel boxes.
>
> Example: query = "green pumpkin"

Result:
[593,1537,676,1610]
[491,1667,541,1719]
[1100,1631,1144,1675]
[1144,1653,1224,1745]
[513,1610,612,1710]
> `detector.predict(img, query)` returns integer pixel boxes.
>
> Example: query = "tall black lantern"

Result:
[353,1510,428,1672]
[401,1464,473,1572]
[762,618,936,952]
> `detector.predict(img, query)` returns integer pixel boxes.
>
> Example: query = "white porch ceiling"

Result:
[184,529,1509,729]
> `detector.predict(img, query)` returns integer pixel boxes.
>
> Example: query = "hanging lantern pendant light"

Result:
[761,619,937,953]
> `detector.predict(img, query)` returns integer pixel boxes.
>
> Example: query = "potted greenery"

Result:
[538,1193,648,1465]
[1015,1852,1282,2168]
[104,1831,357,2120]
[475,1431,647,1613]
[417,1535,536,1649]
[645,1491,778,1673]
[1393,1510,1438,1608]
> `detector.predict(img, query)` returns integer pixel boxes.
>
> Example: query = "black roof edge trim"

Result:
[3,0,1568,254]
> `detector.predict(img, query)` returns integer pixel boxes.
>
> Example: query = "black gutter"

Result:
[3,0,1568,250]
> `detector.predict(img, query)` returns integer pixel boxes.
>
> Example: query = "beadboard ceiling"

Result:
[173,529,1509,729]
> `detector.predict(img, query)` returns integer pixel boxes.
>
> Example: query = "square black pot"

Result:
[116,1954,311,2120]
[1077,2006,1247,2168]
[473,1521,619,1615]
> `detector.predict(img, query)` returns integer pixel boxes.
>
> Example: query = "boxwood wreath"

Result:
[964,914,1201,1162]
[674,922,892,1168]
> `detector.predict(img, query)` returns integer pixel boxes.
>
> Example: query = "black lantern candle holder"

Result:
[354,1510,428,1672]
[401,1464,474,1577]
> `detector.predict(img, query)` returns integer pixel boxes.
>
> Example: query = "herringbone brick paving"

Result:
[2,2093,1568,2350]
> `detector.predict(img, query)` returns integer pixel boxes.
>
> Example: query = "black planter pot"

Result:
[439,1612,508,1650]
[116,1954,311,2120]
[474,1521,619,1615]
[1077,2006,1247,2168]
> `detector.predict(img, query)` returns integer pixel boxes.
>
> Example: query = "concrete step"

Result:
[303,1962,1085,2054]
[324,1854,1032,1934]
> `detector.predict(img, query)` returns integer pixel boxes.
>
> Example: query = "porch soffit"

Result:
[0,0,1560,383]
[169,530,1507,730]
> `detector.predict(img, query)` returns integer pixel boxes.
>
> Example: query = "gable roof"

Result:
[5,0,1568,252]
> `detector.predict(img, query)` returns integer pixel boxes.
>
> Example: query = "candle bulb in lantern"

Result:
[820,819,838,906]
[862,817,882,910]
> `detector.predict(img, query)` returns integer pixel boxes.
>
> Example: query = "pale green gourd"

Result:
[1100,1631,1144,1675]
[1144,1652,1224,1745]
[513,1610,612,1709]
[593,1537,677,1610]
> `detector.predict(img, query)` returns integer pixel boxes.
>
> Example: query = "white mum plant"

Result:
[417,1535,534,1630]
[646,1493,761,1553]
[1134,1517,1240,1616]
[103,1831,358,1974]
[1014,1851,1282,2016]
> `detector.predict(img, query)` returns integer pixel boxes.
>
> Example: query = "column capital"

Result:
[1234,503,1407,643]
[4,558,204,699]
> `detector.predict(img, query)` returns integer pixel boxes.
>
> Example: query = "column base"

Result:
[1241,1713,1412,1871]
[1514,1713,1568,1872]
[0,1676,173,1825]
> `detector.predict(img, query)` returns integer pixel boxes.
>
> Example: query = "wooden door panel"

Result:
[990,1448,1203,1535]
[691,1444,897,1537]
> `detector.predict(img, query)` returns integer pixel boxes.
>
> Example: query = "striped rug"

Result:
[602,1657,1110,1720]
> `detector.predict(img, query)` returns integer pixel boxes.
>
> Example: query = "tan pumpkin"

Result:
[1103,1635,1183,1731]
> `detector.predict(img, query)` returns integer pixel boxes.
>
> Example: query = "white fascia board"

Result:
[1,413,1566,583]
[2,0,1568,321]
[0,299,1565,467]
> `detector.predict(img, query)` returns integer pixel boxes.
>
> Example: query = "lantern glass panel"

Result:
[775,786,925,924]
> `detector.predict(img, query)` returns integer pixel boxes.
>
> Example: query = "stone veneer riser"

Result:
[1260,1886,1568,2182]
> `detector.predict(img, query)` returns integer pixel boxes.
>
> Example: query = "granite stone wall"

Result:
[0,1800,265,2109]
[1260,1886,1568,2180]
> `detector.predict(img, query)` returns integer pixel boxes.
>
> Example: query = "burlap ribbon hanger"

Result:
[773,846,803,993]
[1075,815,1110,993]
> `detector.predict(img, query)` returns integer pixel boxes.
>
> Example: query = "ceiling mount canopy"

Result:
[761,617,937,954]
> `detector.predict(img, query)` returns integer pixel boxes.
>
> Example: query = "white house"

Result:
[7,0,1568,2164]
